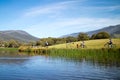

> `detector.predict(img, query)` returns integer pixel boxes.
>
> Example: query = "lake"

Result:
[0,50,120,80]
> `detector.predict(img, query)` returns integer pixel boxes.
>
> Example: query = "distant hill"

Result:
[61,24,120,38]
[0,30,39,42]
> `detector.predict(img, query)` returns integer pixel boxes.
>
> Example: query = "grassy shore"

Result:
[18,39,120,54]
[0,48,18,51]
[2,39,120,66]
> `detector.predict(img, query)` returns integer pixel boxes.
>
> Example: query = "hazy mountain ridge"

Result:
[0,24,120,42]
[61,24,120,38]
[87,24,120,36]
[0,30,39,42]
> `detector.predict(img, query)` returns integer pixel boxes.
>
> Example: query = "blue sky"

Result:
[0,0,120,38]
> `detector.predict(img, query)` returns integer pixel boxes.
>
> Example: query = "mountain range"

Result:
[61,24,120,38]
[0,30,39,42]
[0,24,120,42]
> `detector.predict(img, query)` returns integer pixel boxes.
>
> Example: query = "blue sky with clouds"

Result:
[0,0,120,38]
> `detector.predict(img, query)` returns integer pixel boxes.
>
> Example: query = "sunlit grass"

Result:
[18,39,120,53]
[49,39,120,49]
[0,48,18,51]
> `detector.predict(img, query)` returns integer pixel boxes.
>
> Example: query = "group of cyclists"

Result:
[77,39,114,48]
[76,41,86,48]
[45,39,115,48]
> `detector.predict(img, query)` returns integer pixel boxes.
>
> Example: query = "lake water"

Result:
[0,50,120,80]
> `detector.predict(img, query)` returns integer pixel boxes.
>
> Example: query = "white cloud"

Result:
[24,17,120,38]
[82,5,120,11]
[4,0,120,38]
[23,0,80,17]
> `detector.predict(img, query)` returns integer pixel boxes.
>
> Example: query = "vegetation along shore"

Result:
[18,39,120,53]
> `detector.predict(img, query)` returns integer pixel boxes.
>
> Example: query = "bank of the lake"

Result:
[0,48,18,51]
[18,39,120,52]
[18,48,120,66]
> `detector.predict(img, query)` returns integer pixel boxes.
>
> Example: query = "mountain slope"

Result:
[61,24,120,38]
[87,24,120,36]
[0,30,39,42]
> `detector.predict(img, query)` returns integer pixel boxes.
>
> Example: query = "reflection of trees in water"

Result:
[0,50,21,57]
[0,50,49,64]
[0,50,32,64]
[0,49,120,67]
[0,50,37,57]
[85,58,120,68]
[70,56,120,68]
[0,58,29,64]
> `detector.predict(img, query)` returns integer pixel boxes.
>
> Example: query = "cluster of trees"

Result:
[77,32,110,40]
[36,37,66,46]
[0,39,21,48]
[91,32,110,39]
[0,31,110,48]
[34,31,110,46]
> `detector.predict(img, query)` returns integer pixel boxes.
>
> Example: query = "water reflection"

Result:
[0,50,30,65]
[0,50,120,80]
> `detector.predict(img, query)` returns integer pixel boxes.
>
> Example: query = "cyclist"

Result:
[108,39,113,48]
[45,41,49,48]
[81,41,85,48]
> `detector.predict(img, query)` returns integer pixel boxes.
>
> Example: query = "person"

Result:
[76,44,79,48]
[45,41,49,47]
[81,41,85,48]
[108,39,113,48]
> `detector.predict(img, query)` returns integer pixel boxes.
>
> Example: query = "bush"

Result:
[77,33,89,41]
[91,32,110,39]
[66,36,77,43]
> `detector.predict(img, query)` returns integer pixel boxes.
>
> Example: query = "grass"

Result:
[49,39,120,49]
[2,39,120,66]
[0,48,18,51]
[18,39,120,55]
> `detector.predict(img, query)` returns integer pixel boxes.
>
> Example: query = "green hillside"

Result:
[49,39,120,49]
[0,30,39,42]
[61,24,120,38]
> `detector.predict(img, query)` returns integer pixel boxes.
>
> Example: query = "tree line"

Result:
[33,31,110,47]
[0,31,110,48]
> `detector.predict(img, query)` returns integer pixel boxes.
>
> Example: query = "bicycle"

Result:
[104,42,116,48]
[80,44,87,48]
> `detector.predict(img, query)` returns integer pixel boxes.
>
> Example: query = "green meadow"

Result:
[49,39,120,49]
[18,39,120,54]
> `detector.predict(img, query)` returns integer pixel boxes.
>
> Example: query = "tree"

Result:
[66,36,77,43]
[94,32,110,39]
[4,41,9,47]
[46,37,54,46]
[90,34,96,39]
[28,41,36,46]
[8,39,19,48]
[36,40,41,46]
[77,33,89,41]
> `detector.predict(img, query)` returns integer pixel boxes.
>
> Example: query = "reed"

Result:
[18,45,120,66]
[18,46,48,54]
[47,48,120,66]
